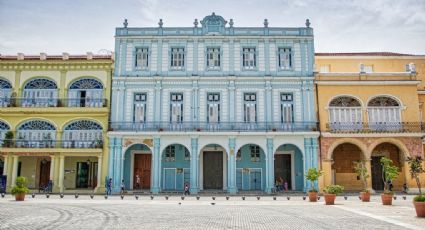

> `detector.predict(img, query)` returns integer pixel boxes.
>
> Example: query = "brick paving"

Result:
[0,195,424,230]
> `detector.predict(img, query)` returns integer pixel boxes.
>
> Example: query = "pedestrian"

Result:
[120,179,125,195]
[403,183,408,193]
[184,183,190,196]
[284,181,288,191]
[107,178,112,195]
[136,175,141,189]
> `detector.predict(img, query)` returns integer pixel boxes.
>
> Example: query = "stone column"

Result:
[304,138,312,192]
[365,159,373,193]
[227,137,237,194]
[113,138,122,193]
[96,155,103,193]
[190,137,199,194]
[266,138,274,193]
[11,155,19,188]
[58,155,65,193]
[2,155,8,176]
[49,155,55,181]
[152,137,161,194]
[107,137,115,185]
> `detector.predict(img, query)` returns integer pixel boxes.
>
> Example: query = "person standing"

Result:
[107,178,112,195]
[120,179,125,195]
[184,183,190,196]
[136,175,141,189]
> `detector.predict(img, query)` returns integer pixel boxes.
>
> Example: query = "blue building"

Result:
[108,13,319,194]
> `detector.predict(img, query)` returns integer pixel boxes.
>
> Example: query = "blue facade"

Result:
[108,13,319,194]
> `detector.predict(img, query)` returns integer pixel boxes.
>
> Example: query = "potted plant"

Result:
[11,176,30,201]
[2,131,13,147]
[305,168,323,202]
[407,156,425,217]
[380,156,399,205]
[323,185,344,205]
[354,160,370,202]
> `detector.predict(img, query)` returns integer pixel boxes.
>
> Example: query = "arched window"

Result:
[22,78,58,107]
[68,78,104,107]
[63,120,103,148]
[0,120,10,140]
[0,78,12,107]
[17,120,56,148]
[328,96,362,130]
[367,96,401,130]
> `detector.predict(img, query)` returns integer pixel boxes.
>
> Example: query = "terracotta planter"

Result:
[15,193,25,201]
[308,192,318,202]
[324,193,336,205]
[381,194,393,205]
[360,192,371,202]
[413,201,425,218]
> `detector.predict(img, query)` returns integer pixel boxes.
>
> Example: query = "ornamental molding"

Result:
[0,62,112,71]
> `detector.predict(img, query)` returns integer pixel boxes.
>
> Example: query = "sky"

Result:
[0,0,424,55]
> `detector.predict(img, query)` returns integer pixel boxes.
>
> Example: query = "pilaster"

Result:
[58,155,65,193]
[227,137,237,194]
[152,137,161,194]
[266,138,274,193]
[190,137,199,194]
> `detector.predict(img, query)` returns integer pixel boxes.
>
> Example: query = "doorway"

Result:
[203,151,223,189]
[76,162,89,188]
[79,91,86,107]
[371,156,384,191]
[39,160,51,189]
[134,154,151,189]
[274,154,292,190]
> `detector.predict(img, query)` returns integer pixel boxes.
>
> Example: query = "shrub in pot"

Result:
[354,160,370,202]
[305,168,322,202]
[323,185,344,205]
[11,176,30,201]
[2,131,13,147]
[380,156,399,205]
[407,156,425,217]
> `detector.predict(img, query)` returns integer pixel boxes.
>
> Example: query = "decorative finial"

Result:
[305,19,311,28]
[264,19,269,28]
[194,19,198,28]
[229,19,234,28]
[158,19,163,28]
[123,19,128,28]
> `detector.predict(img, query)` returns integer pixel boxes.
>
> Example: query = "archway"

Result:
[235,144,266,191]
[331,143,366,190]
[22,78,58,107]
[161,144,190,191]
[123,144,152,190]
[274,144,304,191]
[68,78,104,107]
[199,144,227,191]
[371,142,405,191]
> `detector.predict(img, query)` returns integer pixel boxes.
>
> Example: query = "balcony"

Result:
[326,122,424,133]
[0,98,108,108]
[0,140,104,149]
[109,122,318,132]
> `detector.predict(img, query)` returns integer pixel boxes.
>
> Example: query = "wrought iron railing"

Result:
[0,98,108,108]
[0,140,103,149]
[326,122,425,133]
[109,122,319,132]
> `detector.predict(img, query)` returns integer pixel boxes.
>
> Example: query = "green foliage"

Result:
[380,156,399,193]
[323,185,345,195]
[407,156,424,195]
[305,168,322,192]
[354,160,369,192]
[11,176,30,195]
[414,194,425,202]
[2,131,13,147]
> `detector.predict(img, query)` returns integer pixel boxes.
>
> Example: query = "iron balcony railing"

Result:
[0,140,104,149]
[109,122,319,132]
[0,98,108,108]
[326,122,425,133]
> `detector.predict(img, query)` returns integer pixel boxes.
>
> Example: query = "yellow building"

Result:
[0,53,113,194]
[315,52,425,193]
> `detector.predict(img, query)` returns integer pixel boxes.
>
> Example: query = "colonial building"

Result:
[315,52,425,193]
[0,53,113,194]
[108,13,319,194]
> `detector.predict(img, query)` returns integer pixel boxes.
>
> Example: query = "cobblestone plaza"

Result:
[0,195,424,229]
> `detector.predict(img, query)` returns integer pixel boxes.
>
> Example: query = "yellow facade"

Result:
[0,54,113,193]
[315,53,425,193]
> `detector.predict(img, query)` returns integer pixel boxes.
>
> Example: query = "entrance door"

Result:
[274,154,292,190]
[203,151,223,189]
[250,169,261,190]
[134,154,151,189]
[39,160,51,189]
[76,162,89,188]
[371,156,384,191]
[164,169,176,190]
[79,91,86,107]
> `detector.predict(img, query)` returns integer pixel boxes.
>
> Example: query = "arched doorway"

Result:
[274,144,304,191]
[371,143,405,191]
[123,144,152,190]
[199,144,227,191]
[235,144,266,191]
[161,144,190,191]
[331,143,365,190]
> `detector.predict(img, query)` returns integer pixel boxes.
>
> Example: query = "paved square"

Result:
[0,195,424,229]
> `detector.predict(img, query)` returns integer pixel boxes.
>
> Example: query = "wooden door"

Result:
[39,161,51,189]
[134,154,151,189]
[274,154,292,189]
[203,152,223,189]
[371,156,384,191]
